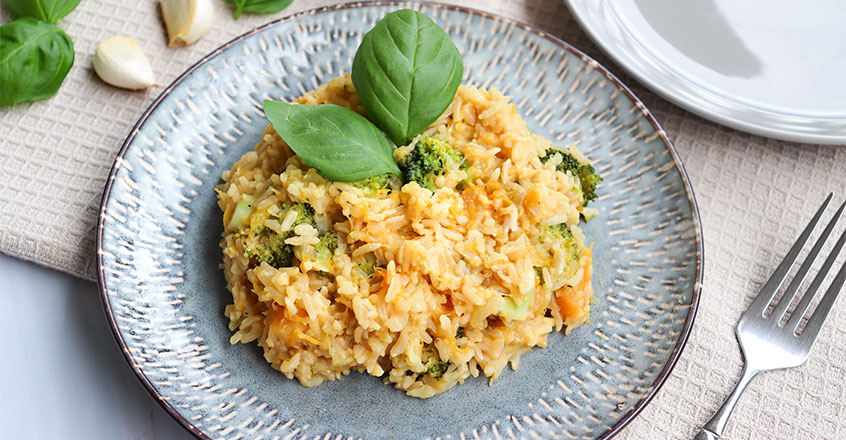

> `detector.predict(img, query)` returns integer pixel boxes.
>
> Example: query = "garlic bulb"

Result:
[161,0,213,47]
[93,36,156,90]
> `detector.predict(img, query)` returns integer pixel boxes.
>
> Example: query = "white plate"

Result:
[566,0,846,144]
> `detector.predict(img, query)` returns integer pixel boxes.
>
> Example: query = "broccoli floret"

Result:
[538,223,581,280]
[538,223,571,243]
[422,344,451,379]
[425,359,450,378]
[354,252,380,278]
[539,223,580,258]
[244,226,295,268]
[289,202,316,228]
[311,232,339,272]
[398,137,466,191]
[541,149,602,205]
[242,202,316,269]
[354,173,399,198]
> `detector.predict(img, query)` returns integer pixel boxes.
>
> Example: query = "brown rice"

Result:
[217,75,595,398]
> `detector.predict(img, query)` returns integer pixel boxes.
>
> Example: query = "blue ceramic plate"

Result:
[97,2,702,439]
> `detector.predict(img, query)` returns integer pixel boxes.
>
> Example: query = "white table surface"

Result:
[0,253,193,440]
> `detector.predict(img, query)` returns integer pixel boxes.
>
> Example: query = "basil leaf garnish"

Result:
[3,0,81,24]
[0,18,75,107]
[351,9,463,146]
[263,101,402,182]
[230,0,294,20]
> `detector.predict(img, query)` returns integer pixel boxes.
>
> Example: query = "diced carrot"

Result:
[555,246,593,318]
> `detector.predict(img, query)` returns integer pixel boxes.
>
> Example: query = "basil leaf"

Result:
[0,18,75,107]
[230,0,293,20]
[351,9,463,146]
[3,0,81,24]
[263,100,402,182]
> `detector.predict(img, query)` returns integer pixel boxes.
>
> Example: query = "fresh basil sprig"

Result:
[352,9,463,146]
[263,101,402,182]
[259,10,464,183]
[3,0,81,24]
[230,0,294,20]
[0,18,75,107]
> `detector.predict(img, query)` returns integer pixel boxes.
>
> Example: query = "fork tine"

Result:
[771,201,846,323]
[789,222,846,333]
[744,193,832,317]
[798,249,846,342]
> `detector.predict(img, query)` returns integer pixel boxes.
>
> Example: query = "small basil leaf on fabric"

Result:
[0,18,75,107]
[2,0,82,24]
[351,9,463,146]
[263,100,402,182]
[230,0,293,20]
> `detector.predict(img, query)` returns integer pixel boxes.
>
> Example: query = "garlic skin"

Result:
[161,0,213,47]
[93,36,156,90]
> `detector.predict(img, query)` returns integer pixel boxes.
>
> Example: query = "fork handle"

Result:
[694,364,759,440]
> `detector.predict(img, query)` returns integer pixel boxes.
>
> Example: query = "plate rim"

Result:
[564,0,846,145]
[95,2,704,438]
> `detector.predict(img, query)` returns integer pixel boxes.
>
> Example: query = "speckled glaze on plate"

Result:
[97,2,702,439]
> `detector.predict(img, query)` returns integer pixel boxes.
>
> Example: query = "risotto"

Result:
[217,75,597,398]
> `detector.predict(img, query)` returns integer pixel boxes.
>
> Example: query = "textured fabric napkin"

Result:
[2,1,845,438]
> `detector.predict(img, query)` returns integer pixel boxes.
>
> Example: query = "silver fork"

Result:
[695,194,846,440]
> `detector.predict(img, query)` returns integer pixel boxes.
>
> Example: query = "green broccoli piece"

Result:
[541,148,602,205]
[422,343,451,379]
[244,226,295,268]
[538,223,582,280]
[538,223,571,244]
[353,173,399,198]
[533,266,544,285]
[398,137,467,191]
[354,252,380,278]
[227,196,254,231]
[500,290,533,321]
[243,202,316,268]
[425,358,450,379]
[289,202,316,229]
[539,223,580,258]
[311,232,339,271]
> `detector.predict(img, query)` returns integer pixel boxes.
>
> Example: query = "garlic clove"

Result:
[161,0,213,47]
[93,36,156,90]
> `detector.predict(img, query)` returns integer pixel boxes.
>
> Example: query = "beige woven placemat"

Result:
[2,1,845,438]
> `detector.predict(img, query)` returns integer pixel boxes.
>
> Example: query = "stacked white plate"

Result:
[566,0,846,144]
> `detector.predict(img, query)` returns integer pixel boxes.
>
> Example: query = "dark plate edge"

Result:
[95,2,704,439]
